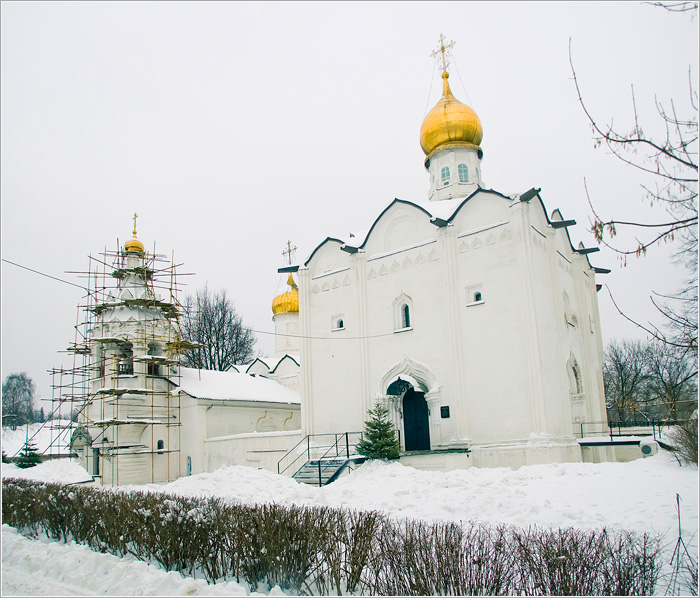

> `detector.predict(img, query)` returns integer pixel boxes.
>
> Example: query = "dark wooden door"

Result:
[403,389,430,451]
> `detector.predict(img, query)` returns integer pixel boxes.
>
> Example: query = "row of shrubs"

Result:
[2,477,662,595]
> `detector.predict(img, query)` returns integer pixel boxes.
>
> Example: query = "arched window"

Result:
[332,315,345,331]
[441,166,451,186]
[458,163,469,183]
[393,293,413,332]
[474,291,482,302]
[567,356,583,396]
[402,304,411,328]
[156,439,164,451]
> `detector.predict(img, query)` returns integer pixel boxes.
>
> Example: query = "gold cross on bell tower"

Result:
[282,240,297,266]
[430,33,455,74]
[132,212,139,237]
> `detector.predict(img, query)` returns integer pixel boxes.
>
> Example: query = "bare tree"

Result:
[603,340,652,423]
[603,339,697,423]
[180,285,257,371]
[646,343,698,422]
[569,4,698,354]
[2,373,35,429]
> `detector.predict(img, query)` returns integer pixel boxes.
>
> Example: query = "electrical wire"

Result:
[2,258,87,291]
[3,257,403,341]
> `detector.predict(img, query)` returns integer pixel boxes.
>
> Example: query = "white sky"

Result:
[2,2,698,401]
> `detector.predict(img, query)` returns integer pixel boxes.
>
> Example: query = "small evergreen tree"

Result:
[1,449,10,463]
[14,440,41,469]
[356,402,400,460]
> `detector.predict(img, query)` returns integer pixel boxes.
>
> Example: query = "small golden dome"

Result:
[272,273,299,316]
[124,213,145,253]
[419,72,483,158]
[124,237,145,253]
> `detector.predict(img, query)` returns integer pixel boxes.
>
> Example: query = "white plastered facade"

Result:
[298,184,608,470]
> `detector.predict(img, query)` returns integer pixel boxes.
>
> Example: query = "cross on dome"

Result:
[430,34,455,74]
[124,212,145,254]
[282,240,297,266]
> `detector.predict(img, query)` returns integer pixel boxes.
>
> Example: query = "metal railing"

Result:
[573,419,681,442]
[277,432,364,477]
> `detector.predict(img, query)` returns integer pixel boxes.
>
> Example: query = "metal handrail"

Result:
[573,419,685,442]
[277,431,364,477]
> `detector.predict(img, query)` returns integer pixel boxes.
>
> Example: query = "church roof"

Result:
[175,367,300,404]
[301,187,602,273]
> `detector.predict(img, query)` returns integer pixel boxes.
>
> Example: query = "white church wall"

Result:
[301,187,606,469]
[308,239,346,279]
[205,430,303,473]
[360,201,436,256]
[274,313,300,356]
[178,397,301,476]
[179,397,208,476]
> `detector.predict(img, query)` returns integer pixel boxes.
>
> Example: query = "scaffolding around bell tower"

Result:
[46,235,197,486]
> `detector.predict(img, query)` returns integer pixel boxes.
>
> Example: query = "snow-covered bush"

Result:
[1,478,665,595]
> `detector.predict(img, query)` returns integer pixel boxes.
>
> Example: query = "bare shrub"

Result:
[668,414,699,466]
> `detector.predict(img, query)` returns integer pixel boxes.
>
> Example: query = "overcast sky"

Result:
[2,2,697,402]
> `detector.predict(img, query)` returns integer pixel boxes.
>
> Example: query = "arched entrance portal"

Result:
[403,388,430,451]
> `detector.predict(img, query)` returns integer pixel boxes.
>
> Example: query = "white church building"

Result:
[67,38,615,484]
[282,45,610,471]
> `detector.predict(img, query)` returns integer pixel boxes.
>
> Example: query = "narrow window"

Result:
[458,163,469,183]
[337,319,344,329]
[474,291,482,302]
[92,448,100,476]
[118,343,133,375]
[441,166,451,186]
[157,440,164,452]
[402,304,411,328]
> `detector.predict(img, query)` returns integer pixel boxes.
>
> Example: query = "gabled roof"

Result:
[175,367,300,404]
[302,187,605,273]
[245,357,271,374]
[270,354,300,374]
[357,199,432,250]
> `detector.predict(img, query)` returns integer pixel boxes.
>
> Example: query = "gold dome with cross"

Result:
[419,35,483,159]
[272,241,299,316]
[124,213,145,254]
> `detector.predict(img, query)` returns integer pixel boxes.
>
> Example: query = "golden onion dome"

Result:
[419,72,483,158]
[272,273,299,316]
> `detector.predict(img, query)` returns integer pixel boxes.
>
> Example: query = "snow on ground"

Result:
[2,451,698,596]
[1,525,287,597]
[2,420,74,457]
[1,460,93,485]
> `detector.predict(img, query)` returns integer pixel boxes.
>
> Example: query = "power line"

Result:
[3,258,401,341]
[2,258,87,291]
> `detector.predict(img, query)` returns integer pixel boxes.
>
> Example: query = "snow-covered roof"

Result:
[175,367,301,405]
